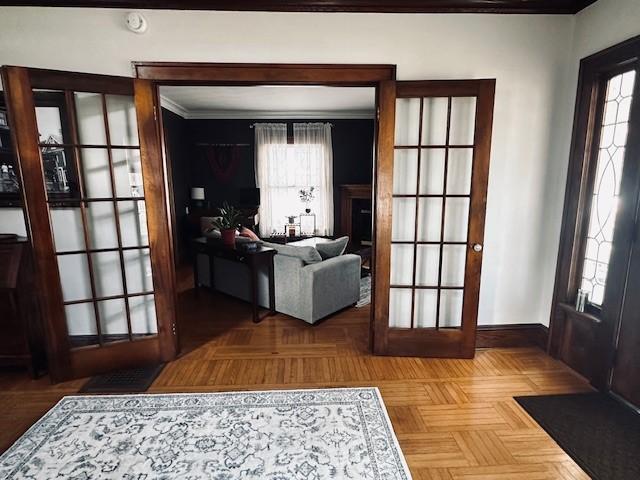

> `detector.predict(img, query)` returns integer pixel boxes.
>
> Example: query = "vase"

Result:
[221,228,236,246]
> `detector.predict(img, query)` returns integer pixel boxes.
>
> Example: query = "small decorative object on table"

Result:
[285,215,300,237]
[299,186,315,214]
[575,289,589,312]
[210,201,242,246]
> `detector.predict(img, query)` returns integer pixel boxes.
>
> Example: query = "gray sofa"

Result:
[195,235,361,325]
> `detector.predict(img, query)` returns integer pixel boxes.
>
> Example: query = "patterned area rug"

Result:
[0,387,411,479]
[357,275,372,308]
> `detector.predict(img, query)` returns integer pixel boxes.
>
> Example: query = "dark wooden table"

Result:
[192,238,277,323]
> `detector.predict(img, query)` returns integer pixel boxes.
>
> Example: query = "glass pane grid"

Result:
[580,70,636,307]
[390,95,476,331]
[43,90,156,349]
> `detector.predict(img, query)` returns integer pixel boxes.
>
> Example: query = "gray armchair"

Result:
[195,240,361,324]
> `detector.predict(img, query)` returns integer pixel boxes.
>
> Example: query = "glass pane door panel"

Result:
[35,106,65,144]
[391,244,414,286]
[443,198,470,242]
[580,70,636,306]
[91,251,124,297]
[81,149,112,198]
[130,295,158,335]
[57,254,92,302]
[74,92,107,145]
[416,198,443,242]
[415,245,440,286]
[97,298,129,342]
[419,149,445,194]
[389,288,412,328]
[421,97,448,145]
[123,248,154,293]
[65,302,98,340]
[112,149,144,197]
[393,150,418,195]
[446,149,473,195]
[31,83,160,350]
[449,97,476,145]
[392,198,416,241]
[441,245,467,287]
[106,95,139,146]
[391,93,479,331]
[440,290,464,327]
[50,208,85,252]
[118,200,149,247]
[395,98,421,145]
[86,201,119,249]
[414,289,438,328]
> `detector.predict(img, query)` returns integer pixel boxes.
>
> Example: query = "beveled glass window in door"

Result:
[580,70,636,306]
[37,90,158,348]
[390,96,476,329]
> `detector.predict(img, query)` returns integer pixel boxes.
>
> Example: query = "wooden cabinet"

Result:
[0,236,46,377]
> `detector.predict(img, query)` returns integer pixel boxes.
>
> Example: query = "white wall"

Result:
[0,7,579,326]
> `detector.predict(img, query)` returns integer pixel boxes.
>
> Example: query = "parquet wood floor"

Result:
[0,289,594,479]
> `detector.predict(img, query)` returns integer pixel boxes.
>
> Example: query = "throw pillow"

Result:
[239,226,260,241]
[316,236,349,260]
[262,241,323,265]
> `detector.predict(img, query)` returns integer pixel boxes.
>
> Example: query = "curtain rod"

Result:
[195,143,250,147]
[250,122,334,128]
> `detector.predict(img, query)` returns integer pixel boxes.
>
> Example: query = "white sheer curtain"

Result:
[293,123,334,236]
[254,123,288,237]
[255,122,334,237]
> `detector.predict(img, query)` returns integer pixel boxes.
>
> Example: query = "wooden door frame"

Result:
[548,35,640,388]
[1,66,178,381]
[133,62,397,352]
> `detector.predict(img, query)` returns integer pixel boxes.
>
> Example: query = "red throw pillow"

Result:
[239,227,260,241]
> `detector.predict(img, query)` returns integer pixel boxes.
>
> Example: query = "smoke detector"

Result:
[126,12,148,34]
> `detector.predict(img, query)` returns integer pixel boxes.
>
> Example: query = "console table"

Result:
[192,238,276,323]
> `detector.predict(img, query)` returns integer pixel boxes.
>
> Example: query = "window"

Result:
[580,70,636,306]
[255,123,334,237]
[262,143,326,235]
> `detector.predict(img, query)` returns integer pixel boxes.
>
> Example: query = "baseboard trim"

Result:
[476,323,549,349]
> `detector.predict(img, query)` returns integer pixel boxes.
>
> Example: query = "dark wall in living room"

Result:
[186,118,375,221]
[162,110,375,260]
[162,108,191,265]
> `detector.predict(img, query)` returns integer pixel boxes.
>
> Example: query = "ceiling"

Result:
[1,0,597,14]
[159,86,376,120]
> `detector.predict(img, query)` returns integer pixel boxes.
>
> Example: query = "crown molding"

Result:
[159,96,375,120]
[0,0,598,14]
[159,95,189,118]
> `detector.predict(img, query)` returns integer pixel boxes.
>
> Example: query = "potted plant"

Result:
[213,201,242,246]
[299,187,315,213]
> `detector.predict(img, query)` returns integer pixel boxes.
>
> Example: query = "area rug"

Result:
[357,275,372,308]
[0,387,411,479]
[515,393,640,480]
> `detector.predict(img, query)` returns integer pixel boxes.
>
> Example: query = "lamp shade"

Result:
[191,187,205,200]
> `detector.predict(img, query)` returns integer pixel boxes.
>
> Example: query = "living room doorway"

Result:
[158,83,377,341]
[135,63,495,361]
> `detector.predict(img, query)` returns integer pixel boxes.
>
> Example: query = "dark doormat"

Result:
[515,393,640,480]
[79,363,165,394]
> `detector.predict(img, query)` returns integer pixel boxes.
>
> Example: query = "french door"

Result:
[373,80,495,357]
[1,66,177,382]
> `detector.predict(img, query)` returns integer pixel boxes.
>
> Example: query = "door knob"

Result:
[472,243,483,252]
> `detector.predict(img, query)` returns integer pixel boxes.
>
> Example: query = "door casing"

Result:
[134,63,494,359]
